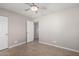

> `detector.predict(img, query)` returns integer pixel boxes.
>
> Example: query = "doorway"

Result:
[34,22,39,42]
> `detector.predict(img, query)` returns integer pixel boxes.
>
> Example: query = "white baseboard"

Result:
[27,40,34,43]
[9,42,26,48]
[39,41,79,53]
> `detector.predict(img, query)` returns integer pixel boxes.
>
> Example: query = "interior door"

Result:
[27,20,34,42]
[0,16,8,50]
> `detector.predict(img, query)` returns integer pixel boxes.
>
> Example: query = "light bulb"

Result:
[31,6,38,11]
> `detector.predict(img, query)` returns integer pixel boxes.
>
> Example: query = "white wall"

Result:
[0,8,27,47]
[37,7,79,51]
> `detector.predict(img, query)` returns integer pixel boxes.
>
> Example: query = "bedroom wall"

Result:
[37,7,79,51]
[0,8,27,47]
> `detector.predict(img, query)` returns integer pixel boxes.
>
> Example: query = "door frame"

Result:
[25,19,27,44]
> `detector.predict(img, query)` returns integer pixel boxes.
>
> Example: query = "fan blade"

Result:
[39,6,47,10]
[25,3,33,7]
[25,8,30,11]
[32,3,38,7]
[32,3,35,6]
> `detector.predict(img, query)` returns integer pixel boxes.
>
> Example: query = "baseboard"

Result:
[9,42,26,48]
[27,40,34,43]
[39,41,79,53]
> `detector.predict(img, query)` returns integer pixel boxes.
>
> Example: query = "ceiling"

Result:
[0,3,79,20]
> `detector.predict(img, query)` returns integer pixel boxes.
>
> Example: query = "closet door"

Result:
[27,20,34,42]
[0,16,8,50]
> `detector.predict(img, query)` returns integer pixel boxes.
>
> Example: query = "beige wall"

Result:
[0,8,27,47]
[37,7,79,51]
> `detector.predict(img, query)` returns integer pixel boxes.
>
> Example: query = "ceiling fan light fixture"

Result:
[31,6,38,11]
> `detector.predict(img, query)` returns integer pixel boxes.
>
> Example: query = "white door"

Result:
[0,16,8,50]
[27,20,34,42]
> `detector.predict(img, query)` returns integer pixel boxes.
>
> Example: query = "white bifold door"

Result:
[27,20,34,42]
[0,16,8,50]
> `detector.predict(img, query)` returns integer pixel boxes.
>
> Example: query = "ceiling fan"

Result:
[25,3,46,13]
